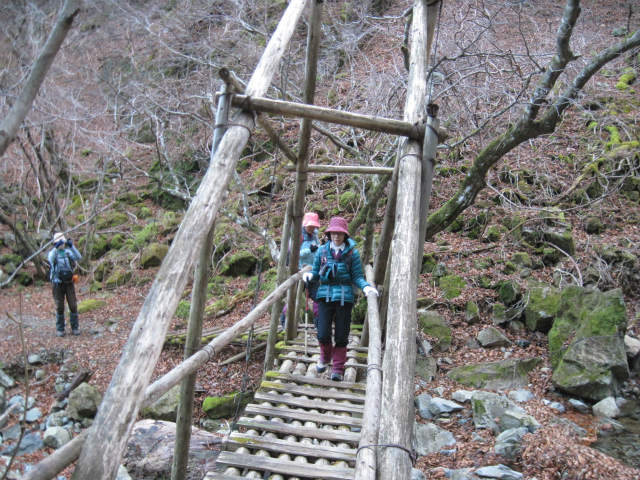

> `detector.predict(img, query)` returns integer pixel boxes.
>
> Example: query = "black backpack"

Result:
[55,249,75,283]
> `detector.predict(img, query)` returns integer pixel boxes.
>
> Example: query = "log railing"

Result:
[22,268,309,480]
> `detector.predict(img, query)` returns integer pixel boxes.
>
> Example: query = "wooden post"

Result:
[354,266,383,480]
[378,1,434,479]
[72,2,309,478]
[264,200,293,371]
[229,94,424,141]
[416,107,439,271]
[170,224,213,480]
[286,0,323,341]
[23,269,309,480]
[171,81,231,480]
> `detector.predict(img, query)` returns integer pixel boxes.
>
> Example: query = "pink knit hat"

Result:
[325,216,349,236]
[302,212,320,228]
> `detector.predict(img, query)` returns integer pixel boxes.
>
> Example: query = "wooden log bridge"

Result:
[205,318,379,479]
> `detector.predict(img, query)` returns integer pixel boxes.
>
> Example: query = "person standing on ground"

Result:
[47,232,82,337]
[303,216,377,381]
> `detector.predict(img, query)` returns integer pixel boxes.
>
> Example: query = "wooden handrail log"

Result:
[22,267,309,480]
[284,164,393,175]
[354,265,383,480]
[229,94,425,141]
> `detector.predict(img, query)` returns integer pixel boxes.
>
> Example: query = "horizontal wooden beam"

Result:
[230,94,424,141]
[285,164,393,175]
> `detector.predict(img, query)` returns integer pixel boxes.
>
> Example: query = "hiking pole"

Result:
[304,286,310,356]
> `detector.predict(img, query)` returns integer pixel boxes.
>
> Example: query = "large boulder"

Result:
[471,391,540,434]
[67,382,102,420]
[550,287,628,401]
[447,357,541,391]
[523,283,561,332]
[124,420,221,480]
[140,242,169,268]
[417,311,452,352]
[140,385,181,421]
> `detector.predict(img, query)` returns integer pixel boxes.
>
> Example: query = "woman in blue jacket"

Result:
[303,217,377,381]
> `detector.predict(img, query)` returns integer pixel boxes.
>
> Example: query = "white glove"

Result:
[302,272,313,283]
[363,285,378,297]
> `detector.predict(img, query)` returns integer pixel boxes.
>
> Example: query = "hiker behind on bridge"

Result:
[299,212,321,326]
[48,232,82,337]
[280,211,322,329]
[302,216,377,382]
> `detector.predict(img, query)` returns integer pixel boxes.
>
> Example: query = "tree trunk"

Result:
[0,0,81,157]
[72,2,308,478]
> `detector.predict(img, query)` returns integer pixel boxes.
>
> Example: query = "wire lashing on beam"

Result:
[356,443,417,465]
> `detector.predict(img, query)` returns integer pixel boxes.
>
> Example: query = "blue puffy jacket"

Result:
[47,245,81,283]
[298,228,319,269]
[310,239,369,305]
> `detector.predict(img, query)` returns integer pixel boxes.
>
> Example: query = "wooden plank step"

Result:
[203,473,249,480]
[226,433,356,463]
[215,451,355,480]
[254,391,364,414]
[244,404,362,427]
[281,345,368,360]
[289,340,369,353]
[236,418,360,443]
[266,372,366,391]
[277,354,368,368]
[260,381,365,403]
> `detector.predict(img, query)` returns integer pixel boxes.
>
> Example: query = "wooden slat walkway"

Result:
[204,328,367,479]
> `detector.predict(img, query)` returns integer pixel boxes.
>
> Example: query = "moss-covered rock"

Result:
[548,286,627,368]
[511,252,532,268]
[105,269,132,289]
[220,251,258,276]
[133,222,159,250]
[77,299,107,314]
[108,234,125,251]
[88,235,109,260]
[0,254,22,267]
[616,68,637,91]
[418,311,452,352]
[97,211,128,229]
[439,275,466,299]
[202,391,252,419]
[421,252,438,274]
[140,384,181,421]
[498,280,521,306]
[483,225,503,243]
[584,216,605,234]
[338,190,358,212]
[447,357,541,391]
[524,283,561,332]
[160,211,182,234]
[140,242,168,268]
[465,301,481,324]
[138,206,152,219]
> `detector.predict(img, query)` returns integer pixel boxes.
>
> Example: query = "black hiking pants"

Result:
[52,281,78,330]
